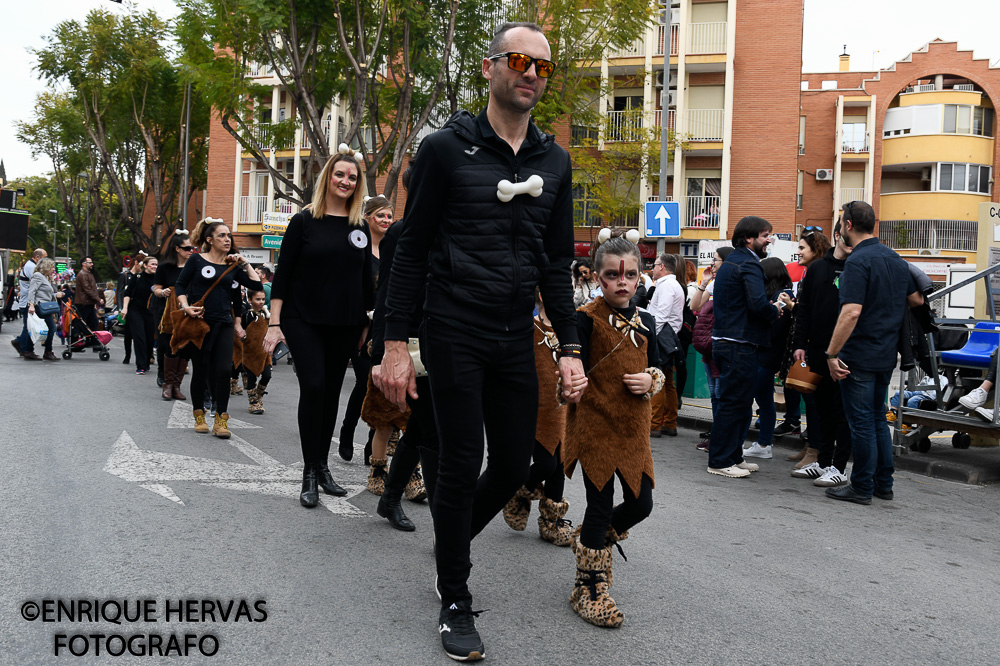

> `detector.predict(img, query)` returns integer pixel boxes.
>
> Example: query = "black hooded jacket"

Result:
[383,109,579,347]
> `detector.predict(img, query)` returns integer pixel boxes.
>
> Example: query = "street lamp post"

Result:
[48,209,57,256]
[80,173,91,258]
[63,221,70,267]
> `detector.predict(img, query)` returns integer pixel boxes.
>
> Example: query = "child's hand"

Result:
[623,372,652,395]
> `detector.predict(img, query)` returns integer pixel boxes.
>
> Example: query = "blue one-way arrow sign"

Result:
[644,200,680,237]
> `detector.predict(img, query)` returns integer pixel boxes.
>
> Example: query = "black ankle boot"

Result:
[316,464,348,496]
[300,465,319,508]
[377,490,415,532]
[338,427,355,462]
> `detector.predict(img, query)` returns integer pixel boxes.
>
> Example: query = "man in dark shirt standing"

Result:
[708,216,782,478]
[824,201,922,505]
[379,22,586,662]
[74,257,104,345]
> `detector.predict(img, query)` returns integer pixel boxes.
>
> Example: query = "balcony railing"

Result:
[654,109,676,131]
[570,125,599,147]
[842,139,869,153]
[655,24,680,57]
[841,188,868,204]
[685,196,721,229]
[300,120,331,150]
[606,110,644,143]
[275,199,294,214]
[250,123,271,148]
[609,36,644,58]
[238,195,268,224]
[686,109,724,141]
[879,219,978,252]
[247,62,270,78]
[689,22,727,54]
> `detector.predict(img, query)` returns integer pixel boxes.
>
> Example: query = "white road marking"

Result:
[105,431,365,515]
[167,401,262,429]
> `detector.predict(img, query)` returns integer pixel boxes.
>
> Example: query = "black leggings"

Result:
[281,319,360,465]
[425,318,537,606]
[129,310,155,372]
[525,442,565,501]
[190,322,235,414]
[814,374,852,473]
[340,349,372,437]
[580,471,653,551]
[386,376,440,507]
[243,366,272,390]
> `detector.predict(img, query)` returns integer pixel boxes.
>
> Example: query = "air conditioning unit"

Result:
[919,249,939,256]
[655,71,665,87]
[668,72,678,89]
[921,167,932,181]
[816,169,834,181]
[666,91,677,108]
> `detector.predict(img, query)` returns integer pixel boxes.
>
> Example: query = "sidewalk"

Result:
[676,391,1000,486]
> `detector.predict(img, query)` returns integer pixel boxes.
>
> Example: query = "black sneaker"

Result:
[438,601,486,661]
[773,421,801,437]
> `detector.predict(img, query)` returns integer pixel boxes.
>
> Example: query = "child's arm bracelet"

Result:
[642,367,666,401]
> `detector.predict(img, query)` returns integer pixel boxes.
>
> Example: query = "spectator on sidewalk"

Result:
[707,216,781,478]
[647,252,684,437]
[824,201,923,505]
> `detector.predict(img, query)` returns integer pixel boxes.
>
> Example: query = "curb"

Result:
[676,415,999,486]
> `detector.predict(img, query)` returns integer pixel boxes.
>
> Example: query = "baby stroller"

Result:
[62,300,112,361]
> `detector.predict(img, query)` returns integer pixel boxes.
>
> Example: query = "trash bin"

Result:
[682,346,709,399]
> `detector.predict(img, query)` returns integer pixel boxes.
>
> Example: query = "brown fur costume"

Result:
[361,372,410,430]
[241,314,272,377]
[534,319,566,455]
[563,297,655,498]
[232,335,244,367]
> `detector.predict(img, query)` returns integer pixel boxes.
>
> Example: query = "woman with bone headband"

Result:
[175,218,263,438]
[263,145,375,508]
[153,230,195,400]
[562,228,664,629]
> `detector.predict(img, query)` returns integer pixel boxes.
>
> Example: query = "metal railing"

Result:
[686,109,724,141]
[238,196,269,224]
[570,125,598,147]
[275,199,294,214]
[247,62,270,77]
[300,120,331,150]
[840,188,867,204]
[689,22,727,54]
[654,109,676,131]
[655,24,680,56]
[879,219,979,252]
[685,196,721,228]
[842,138,869,153]
[249,123,271,148]
[609,36,644,58]
[606,110,644,143]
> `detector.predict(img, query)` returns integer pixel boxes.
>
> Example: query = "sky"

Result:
[3,0,999,179]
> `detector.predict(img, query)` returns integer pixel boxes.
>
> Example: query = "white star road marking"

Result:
[104,431,366,515]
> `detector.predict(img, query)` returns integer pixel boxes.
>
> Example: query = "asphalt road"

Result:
[1,331,998,665]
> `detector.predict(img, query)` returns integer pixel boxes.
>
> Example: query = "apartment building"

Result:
[568,0,804,260]
[798,40,999,272]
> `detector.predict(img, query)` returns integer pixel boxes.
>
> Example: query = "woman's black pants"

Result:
[281,319,360,465]
[129,310,155,372]
[190,322,235,414]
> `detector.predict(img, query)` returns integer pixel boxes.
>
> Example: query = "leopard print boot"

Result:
[366,457,388,496]
[570,532,624,628]
[537,497,572,546]
[502,484,545,531]
[604,526,629,587]
[386,428,401,457]
[403,464,427,502]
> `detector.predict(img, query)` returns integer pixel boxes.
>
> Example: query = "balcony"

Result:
[688,22,727,55]
[654,109,676,131]
[609,36,644,59]
[685,196,721,229]
[247,62,270,78]
[238,195,268,224]
[841,140,869,154]
[275,199,294,214]
[840,188,868,204]
[879,219,978,252]
[655,24,679,57]
[606,110,644,143]
[570,125,598,147]
[300,120,332,150]
[686,109,724,141]
[250,123,271,148]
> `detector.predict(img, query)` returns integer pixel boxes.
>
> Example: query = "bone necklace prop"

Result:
[497,174,544,202]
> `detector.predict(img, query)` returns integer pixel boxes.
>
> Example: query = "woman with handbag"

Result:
[153,232,195,400]
[263,146,374,508]
[24,258,64,362]
[175,218,263,438]
[121,256,158,375]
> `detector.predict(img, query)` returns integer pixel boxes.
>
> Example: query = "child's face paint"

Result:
[598,254,640,308]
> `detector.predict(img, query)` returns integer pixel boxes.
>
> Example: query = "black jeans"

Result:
[814,374,852,472]
[76,303,99,338]
[426,318,537,606]
[525,442,565,501]
[709,340,759,469]
[190,321,235,414]
[129,309,155,372]
[581,471,653,550]
[282,319,360,465]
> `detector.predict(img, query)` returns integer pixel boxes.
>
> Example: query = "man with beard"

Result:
[707,216,782,478]
[379,22,586,662]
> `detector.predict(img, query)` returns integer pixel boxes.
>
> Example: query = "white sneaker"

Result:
[735,460,759,472]
[959,387,989,410]
[707,465,751,478]
[813,466,848,487]
[974,405,997,422]
[790,461,824,479]
[743,443,773,459]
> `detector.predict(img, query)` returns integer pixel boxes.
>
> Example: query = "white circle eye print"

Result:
[349,230,368,249]
[232,281,239,289]
[201,265,216,279]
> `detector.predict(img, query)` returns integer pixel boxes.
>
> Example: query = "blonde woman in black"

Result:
[175,218,262,438]
[263,146,374,508]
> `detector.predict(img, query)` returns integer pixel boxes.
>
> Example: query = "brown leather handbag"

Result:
[169,261,240,355]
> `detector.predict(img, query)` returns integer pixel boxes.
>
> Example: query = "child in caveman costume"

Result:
[501,289,572,546]
[563,232,665,628]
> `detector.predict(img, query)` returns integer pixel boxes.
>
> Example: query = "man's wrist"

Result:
[825,351,838,359]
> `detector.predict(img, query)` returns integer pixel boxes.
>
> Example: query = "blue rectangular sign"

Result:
[644,201,680,237]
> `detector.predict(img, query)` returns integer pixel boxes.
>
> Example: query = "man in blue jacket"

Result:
[708,216,782,478]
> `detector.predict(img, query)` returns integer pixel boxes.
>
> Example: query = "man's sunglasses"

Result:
[488,52,556,78]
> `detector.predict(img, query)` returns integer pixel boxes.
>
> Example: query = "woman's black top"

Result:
[270,210,374,327]
[154,263,183,289]
[175,254,263,325]
[125,272,157,314]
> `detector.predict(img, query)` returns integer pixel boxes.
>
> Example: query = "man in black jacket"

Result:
[791,222,853,487]
[379,22,586,662]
